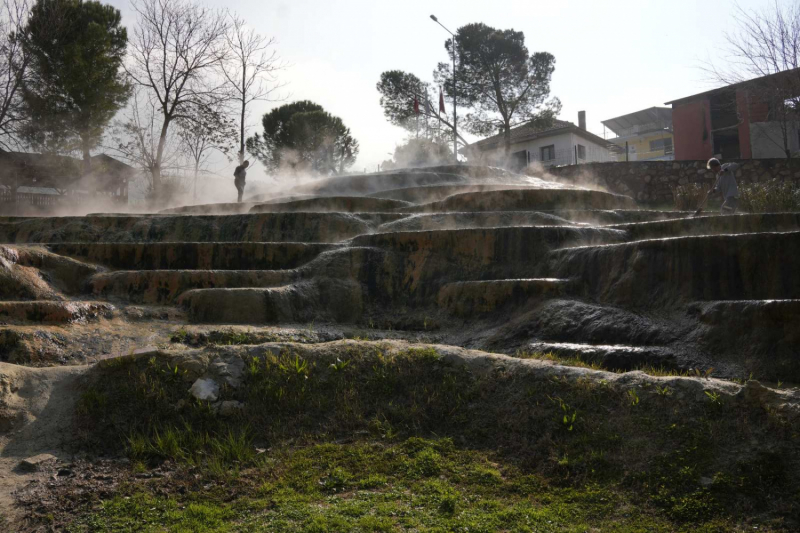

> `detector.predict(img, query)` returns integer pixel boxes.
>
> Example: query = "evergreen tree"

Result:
[435,23,561,155]
[21,0,129,173]
[247,101,359,176]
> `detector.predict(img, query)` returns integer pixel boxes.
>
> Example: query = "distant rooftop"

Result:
[469,119,611,151]
[665,67,800,106]
[602,107,672,137]
[0,150,134,193]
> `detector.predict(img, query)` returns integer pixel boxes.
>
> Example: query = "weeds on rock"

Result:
[549,396,578,431]
[704,390,723,406]
[627,389,641,406]
[170,328,189,344]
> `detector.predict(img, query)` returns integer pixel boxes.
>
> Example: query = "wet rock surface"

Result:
[0,164,796,382]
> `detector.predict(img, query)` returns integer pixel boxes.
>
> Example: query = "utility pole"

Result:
[430,15,458,163]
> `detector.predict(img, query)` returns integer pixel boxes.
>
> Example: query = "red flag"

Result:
[413,95,420,115]
[439,88,446,114]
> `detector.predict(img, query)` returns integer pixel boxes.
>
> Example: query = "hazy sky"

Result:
[109,0,774,179]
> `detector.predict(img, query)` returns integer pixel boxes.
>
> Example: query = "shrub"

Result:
[739,179,800,212]
[670,183,708,210]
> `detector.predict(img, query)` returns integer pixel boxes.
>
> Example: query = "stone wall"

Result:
[543,159,800,204]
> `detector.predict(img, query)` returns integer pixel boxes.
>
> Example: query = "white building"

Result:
[464,112,615,171]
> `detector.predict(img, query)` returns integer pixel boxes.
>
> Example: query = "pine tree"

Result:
[21,0,129,173]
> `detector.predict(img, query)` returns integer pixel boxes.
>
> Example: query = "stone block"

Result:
[20,453,57,471]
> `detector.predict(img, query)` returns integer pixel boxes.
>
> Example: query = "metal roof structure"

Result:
[601,107,672,137]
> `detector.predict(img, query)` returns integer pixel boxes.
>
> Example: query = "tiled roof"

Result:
[469,119,611,151]
[472,119,573,149]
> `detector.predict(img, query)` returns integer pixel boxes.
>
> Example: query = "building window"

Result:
[649,137,674,153]
[577,144,586,159]
[541,145,555,161]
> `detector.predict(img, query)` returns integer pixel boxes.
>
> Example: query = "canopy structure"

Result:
[602,107,672,139]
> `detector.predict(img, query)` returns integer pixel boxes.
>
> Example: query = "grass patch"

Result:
[70,343,800,530]
[63,438,775,532]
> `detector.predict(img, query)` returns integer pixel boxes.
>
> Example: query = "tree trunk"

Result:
[153,115,171,193]
[239,65,246,164]
[503,121,512,157]
[193,160,199,201]
[81,142,91,176]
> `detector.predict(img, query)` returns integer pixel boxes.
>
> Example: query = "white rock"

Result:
[189,378,220,402]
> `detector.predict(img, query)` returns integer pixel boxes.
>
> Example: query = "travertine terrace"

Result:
[0,164,797,381]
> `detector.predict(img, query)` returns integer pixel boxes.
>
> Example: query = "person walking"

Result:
[234,160,250,203]
[707,158,739,214]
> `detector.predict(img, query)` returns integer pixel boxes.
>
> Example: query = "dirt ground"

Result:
[0,363,87,522]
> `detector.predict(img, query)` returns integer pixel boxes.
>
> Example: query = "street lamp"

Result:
[430,14,458,163]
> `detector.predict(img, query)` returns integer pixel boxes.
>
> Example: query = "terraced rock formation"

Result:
[0,164,794,381]
[1,164,800,529]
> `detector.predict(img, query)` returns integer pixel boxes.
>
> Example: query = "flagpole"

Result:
[413,92,420,140]
[430,15,458,163]
[424,93,429,140]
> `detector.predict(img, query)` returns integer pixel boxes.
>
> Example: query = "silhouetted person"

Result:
[234,160,249,203]
[708,158,739,214]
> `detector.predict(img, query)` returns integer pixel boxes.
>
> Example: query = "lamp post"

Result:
[430,14,458,163]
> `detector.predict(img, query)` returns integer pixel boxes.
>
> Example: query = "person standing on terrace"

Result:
[234,160,250,203]
[708,158,739,214]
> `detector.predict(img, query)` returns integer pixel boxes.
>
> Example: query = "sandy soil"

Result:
[0,363,87,522]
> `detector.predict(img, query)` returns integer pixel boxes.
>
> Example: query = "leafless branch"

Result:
[126,0,229,191]
[707,1,800,158]
[220,12,287,163]
[0,0,29,150]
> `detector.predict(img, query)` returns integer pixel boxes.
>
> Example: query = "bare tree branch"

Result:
[220,12,286,164]
[0,0,29,150]
[127,0,229,192]
[707,1,800,158]
[176,99,236,200]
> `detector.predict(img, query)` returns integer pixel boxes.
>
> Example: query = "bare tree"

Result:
[220,13,285,164]
[110,90,183,197]
[127,0,228,193]
[176,100,236,200]
[0,0,29,150]
[713,1,800,158]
